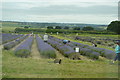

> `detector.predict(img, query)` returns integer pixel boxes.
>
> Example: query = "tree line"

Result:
[13,20,119,34]
[47,26,94,31]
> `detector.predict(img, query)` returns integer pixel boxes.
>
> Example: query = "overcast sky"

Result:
[1,0,119,24]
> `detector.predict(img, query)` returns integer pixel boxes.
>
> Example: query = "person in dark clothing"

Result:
[54,59,62,64]
[48,59,62,64]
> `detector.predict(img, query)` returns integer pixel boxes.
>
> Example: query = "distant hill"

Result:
[1,21,107,30]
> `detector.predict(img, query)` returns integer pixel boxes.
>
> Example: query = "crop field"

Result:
[52,33,119,51]
[1,32,119,78]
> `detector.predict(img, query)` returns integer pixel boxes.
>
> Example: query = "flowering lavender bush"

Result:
[70,42,115,60]
[100,49,115,59]
[90,52,100,60]
[59,45,75,57]
[4,41,16,50]
[4,35,28,50]
[14,36,33,57]
[2,33,23,44]
[87,47,115,59]
[48,35,100,59]
[47,36,76,58]
[36,35,56,58]
[45,35,115,60]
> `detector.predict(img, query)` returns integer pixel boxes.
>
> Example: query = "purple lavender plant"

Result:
[2,33,23,44]
[36,35,56,58]
[4,35,28,50]
[14,36,33,57]
[47,36,75,57]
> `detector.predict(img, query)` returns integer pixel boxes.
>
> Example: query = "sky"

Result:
[1,0,119,24]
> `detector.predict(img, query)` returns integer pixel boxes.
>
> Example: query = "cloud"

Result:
[2,2,117,15]
[2,0,119,2]
[29,5,117,15]
[2,14,117,24]
[2,1,118,24]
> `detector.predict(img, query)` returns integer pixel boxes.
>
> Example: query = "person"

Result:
[113,40,120,64]
[57,32,59,35]
[62,39,70,44]
[43,33,48,42]
[75,46,80,53]
[72,45,81,60]
[31,32,34,36]
[48,59,62,64]
[54,59,62,64]
[92,42,97,47]
[75,36,80,40]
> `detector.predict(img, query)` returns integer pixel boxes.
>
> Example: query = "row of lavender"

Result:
[3,34,29,50]
[69,42,115,59]
[2,33,24,44]
[14,36,34,57]
[48,36,115,60]
[74,36,116,48]
[13,34,56,58]
[36,35,56,58]
[47,36,78,59]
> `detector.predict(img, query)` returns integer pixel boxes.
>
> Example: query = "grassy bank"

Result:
[2,50,118,78]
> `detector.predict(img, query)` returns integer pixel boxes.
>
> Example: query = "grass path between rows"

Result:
[30,36,41,59]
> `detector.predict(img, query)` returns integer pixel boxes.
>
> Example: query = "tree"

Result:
[73,27,80,30]
[47,26,53,29]
[82,26,94,31]
[107,21,120,34]
[29,26,31,28]
[24,26,29,29]
[55,26,62,29]
[64,26,69,29]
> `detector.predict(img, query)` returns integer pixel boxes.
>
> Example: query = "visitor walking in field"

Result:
[92,42,97,47]
[113,40,120,64]
[62,39,70,44]
[43,33,48,42]
[72,45,81,60]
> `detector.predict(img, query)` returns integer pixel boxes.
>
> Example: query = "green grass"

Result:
[2,27,16,33]
[1,22,19,33]
[2,50,118,78]
[64,33,118,38]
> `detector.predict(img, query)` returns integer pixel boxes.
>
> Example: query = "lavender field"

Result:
[1,0,119,78]
[1,33,119,78]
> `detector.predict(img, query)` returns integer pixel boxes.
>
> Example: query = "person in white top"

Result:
[75,47,80,53]
[73,45,81,60]
[43,33,48,42]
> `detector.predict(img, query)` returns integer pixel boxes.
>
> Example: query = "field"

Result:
[1,33,119,78]
[52,33,118,51]
[1,22,119,79]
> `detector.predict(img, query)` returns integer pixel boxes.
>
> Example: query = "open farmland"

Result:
[1,0,120,79]
[1,33,119,78]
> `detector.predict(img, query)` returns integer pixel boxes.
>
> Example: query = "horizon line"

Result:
[1,20,108,25]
